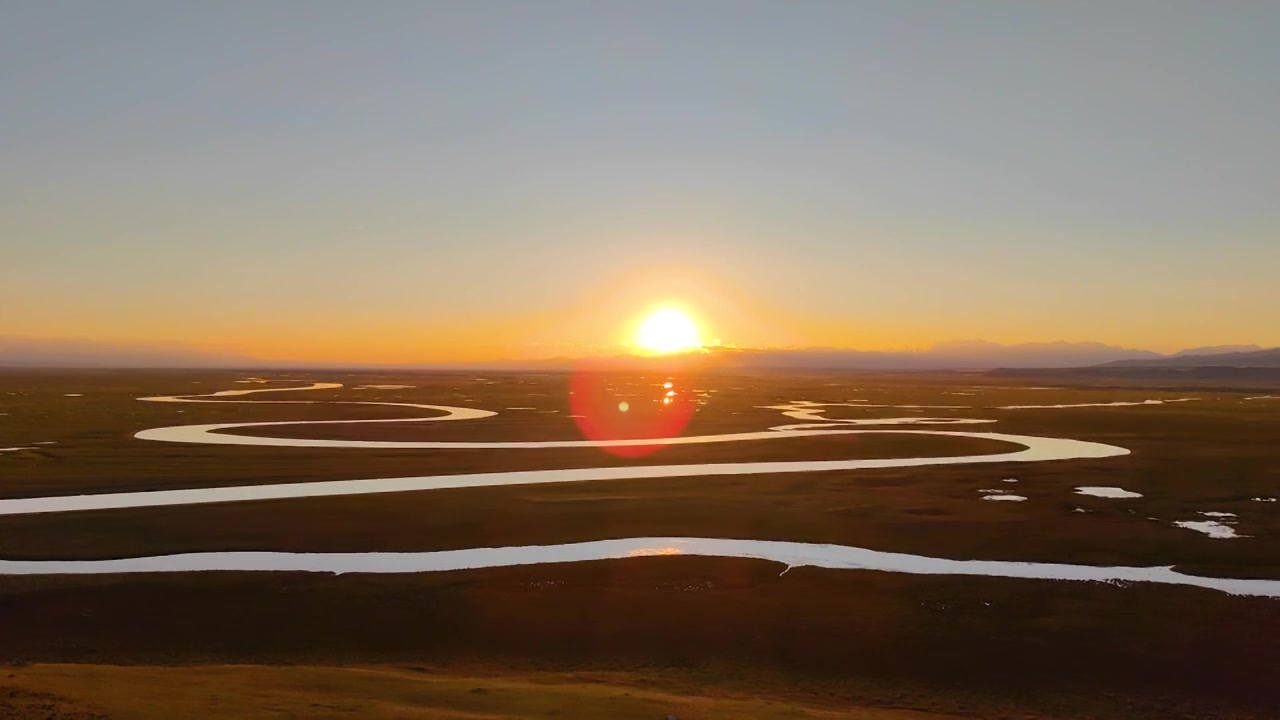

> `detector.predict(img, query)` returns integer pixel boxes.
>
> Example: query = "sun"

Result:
[635,308,701,354]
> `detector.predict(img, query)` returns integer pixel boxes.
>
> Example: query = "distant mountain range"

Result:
[1097,346,1280,369]
[1169,344,1264,357]
[1,335,1276,371]
[541,342,1280,372]
[595,341,1167,371]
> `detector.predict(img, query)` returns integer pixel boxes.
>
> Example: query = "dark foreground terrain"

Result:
[1,369,1278,718]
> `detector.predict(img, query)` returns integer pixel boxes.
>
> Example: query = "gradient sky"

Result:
[3,1,1277,362]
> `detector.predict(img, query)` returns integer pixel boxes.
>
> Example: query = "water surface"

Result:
[2,537,1275,598]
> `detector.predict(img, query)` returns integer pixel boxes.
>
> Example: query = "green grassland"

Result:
[1,369,1278,718]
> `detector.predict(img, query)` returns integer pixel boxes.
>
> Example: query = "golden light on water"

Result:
[627,547,684,557]
[635,308,701,353]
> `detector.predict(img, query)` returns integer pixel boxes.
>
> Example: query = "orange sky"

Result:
[6,259,1274,364]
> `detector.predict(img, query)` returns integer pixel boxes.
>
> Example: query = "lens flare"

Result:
[569,365,695,458]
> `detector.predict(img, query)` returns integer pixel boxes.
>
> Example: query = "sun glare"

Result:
[635,308,701,354]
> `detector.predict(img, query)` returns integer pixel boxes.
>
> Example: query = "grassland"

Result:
[1,663,988,720]
[1,369,1278,718]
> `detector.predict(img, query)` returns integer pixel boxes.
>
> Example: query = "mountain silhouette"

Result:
[1097,347,1280,368]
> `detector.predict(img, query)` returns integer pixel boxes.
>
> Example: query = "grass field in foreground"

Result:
[1,664,965,720]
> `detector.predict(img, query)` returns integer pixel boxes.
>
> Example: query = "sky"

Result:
[3,1,1277,362]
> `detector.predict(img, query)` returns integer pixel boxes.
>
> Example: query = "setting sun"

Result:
[635,308,701,353]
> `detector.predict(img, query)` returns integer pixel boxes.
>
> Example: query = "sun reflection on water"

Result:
[627,547,684,557]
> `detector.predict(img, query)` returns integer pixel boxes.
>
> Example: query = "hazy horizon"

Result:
[5,1,1278,361]
[2,332,1273,370]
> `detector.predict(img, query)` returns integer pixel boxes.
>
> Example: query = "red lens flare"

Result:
[569,366,695,458]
